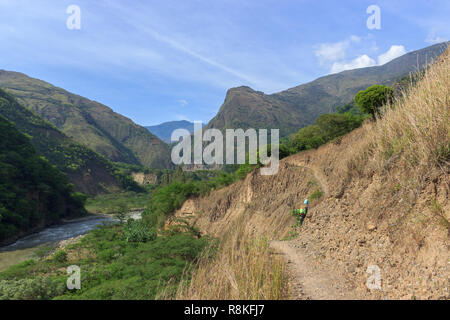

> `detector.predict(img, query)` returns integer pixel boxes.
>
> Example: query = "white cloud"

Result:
[326,42,408,73]
[425,32,448,44]
[350,35,361,43]
[178,99,188,107]
[331,55,377,73]
[314,35,361,65]
[377,45,407,65]
[315,41,348,64]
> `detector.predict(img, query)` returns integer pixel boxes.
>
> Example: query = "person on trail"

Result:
[292,199,309,226]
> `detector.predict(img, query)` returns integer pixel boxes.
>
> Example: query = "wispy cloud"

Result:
[318,35,408,73]
[378,45,407,65]
[314,35,361,65]
[331,55,377,73]
[178,99,188,107]
[1,0,448,126]
[94,0,306,93]
[425,29,448,44]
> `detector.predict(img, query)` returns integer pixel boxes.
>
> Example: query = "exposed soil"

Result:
[167,126,449,300]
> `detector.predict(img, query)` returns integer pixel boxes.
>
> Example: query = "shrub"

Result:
[0,277,66,300]
[53,249,68,263]
[354,85,394,120]
[310,190,323,200]
[123,220,157,243]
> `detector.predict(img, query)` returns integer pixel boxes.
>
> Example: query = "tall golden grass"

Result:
[165,215,288,300]
[373,47,449,172]
[160,47,449,300]
[346,47,449,185]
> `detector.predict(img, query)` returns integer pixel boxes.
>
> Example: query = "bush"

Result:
[310,190,323,200]
[123,220,157,243]
[0,277,66,300]
[53,250,68,263]
[287,112,365,154]
[354,85,394,119]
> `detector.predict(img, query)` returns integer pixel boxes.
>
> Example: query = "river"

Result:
[0,211,143,271]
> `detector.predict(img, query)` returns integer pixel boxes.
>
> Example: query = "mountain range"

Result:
[145,120,198,143]
[0,42,447,196]
[0,89,127,196]
[205,42,449,137]
[0,71,172,169]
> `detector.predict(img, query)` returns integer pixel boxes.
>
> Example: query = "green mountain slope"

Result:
[206,42,449,136]
[0,72,172,169]
[0,89,131,196]
[0,115,86,244]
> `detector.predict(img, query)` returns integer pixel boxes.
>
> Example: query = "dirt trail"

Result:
[271,240,357,299]
[284,154,329,194]
[270,155,359,299]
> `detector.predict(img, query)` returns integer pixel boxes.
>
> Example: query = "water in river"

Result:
[0,212,143,271]
[0,216,114,252]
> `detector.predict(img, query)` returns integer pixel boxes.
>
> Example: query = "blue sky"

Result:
[0,0,448,126]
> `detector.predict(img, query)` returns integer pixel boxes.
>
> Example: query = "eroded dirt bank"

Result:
[167,126,449,300]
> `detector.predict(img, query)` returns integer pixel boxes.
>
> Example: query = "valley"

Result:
[0,41,448,301]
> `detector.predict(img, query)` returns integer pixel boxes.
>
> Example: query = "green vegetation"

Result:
[205,43,445,138]
[282,226,299,241]
[281,109,368,156]
[123,220,157,243]
[0,115,86,242]
[0,88,140,196]
[86,191,151,214]
[354,85,394,120]
[309,190,324,201]
[33,244,58,259]
[0,224,211,300]
[142,164,265,228]
[0,72,172,169]
[0,164,241,300]
[0,276,66,300]
[52,250,67,263]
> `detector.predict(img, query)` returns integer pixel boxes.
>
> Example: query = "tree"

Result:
[354,85,394,120]
[316,113,365,141]
[114,204,127,224]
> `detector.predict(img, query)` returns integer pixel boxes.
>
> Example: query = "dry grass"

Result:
[372,48,449,173]
[159,47,449,301]
[345,47,449,186]
[164,215,288,300]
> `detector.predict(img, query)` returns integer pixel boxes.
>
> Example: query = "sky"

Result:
[0,0,448,126]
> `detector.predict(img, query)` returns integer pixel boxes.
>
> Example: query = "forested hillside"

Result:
[0,71,172,169]
[0,116,86,245]
[0,89,138,196]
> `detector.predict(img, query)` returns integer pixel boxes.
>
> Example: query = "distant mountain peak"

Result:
[0,70,173,169]
[146,120,201,143]
[206,42,448,137]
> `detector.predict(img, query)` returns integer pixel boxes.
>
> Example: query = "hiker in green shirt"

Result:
[292,199,308,226]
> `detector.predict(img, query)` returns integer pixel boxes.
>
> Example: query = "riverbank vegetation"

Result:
[0,223,211,299]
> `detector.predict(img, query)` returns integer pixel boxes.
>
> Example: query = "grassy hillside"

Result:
[168,47,449,299]
[0,89,137,196]
[206,42,448,137]
[0,115,86,245]
[0,71,172,169]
